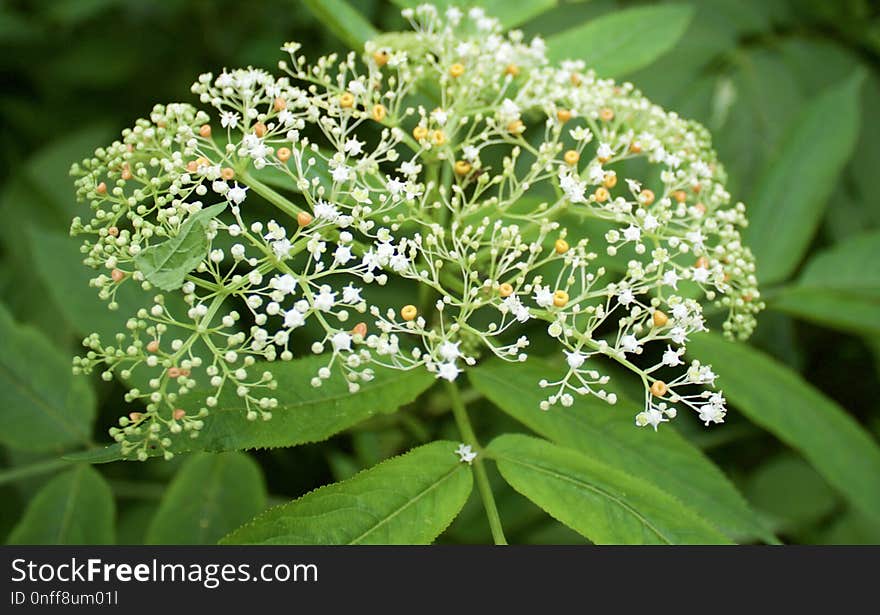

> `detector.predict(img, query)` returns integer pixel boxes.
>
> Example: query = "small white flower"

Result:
[437,361,461,382]
[343,138,364,156]
[620,335,641,354]
[341,284,362,304]
[314,288,336,312]
[455,443,477,464]
[333,244,353,265]
[439,341,461,361]
[533,286,554,308]
[636,408,667,431]
[565,350,586,369]
[622,225,641,243]
[386,176,406,195]
[270,274,297,295]
[220,111,239,129]
[313,200,339,222]
[331,331,352,352]
[331,165,352,183]
[662,345,684,367]
[284,309,305,329]
[692,266,710,284]
[227,182,248,205]
[431,108,448,125]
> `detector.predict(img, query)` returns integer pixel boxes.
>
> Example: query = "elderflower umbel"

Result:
[69,4,762,459]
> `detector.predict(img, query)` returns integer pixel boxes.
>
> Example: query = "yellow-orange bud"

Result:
[401,305,418,321]
[277,147,291,162]
[554,239,569,254]
[454,160,472,176]
[199,124,212,138]
[556,108,572,123]
[594,187,610,203]
[499,283,514,297]
[297,211,313,227]
[652,310,668,328]
[413,126,428,141]
[339,92,355,108]
[449,63,465,78]
[372,104,386,122]
[650,380,668,397]
[563,150,580,166]
[553,290,569,307]
[603,172,617,188]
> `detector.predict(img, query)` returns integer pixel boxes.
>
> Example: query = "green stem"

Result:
[445,381,508,545]
[239,170,304,218]
[0,457,71,486]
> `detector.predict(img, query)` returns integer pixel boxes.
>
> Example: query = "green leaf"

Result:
[62,446,126,464]
[469,359,770,542]
[770,289,880,336]
[7,465,114,544]
[389,0,558,28]
[0,125,114,342]
[221,441,472,544]
[0,303,94,453]
[545,5,695,78]
[66,354,435,462]
[146,452,267,545]
[687,333,880,522]
[133,203,226,291]
[769,230,880,334]
[487,434,730,544]
[745,70,864,285]
[28,227,146,343]
[302,0,378,50]
[484,0,557,28]
[745,454,838,533]
[794,202,880,299]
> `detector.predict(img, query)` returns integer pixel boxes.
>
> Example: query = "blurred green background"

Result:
[1,0,879,545]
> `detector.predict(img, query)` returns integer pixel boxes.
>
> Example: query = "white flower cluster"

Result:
[69,4,762,459]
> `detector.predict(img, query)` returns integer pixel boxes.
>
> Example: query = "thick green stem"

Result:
[445,381,508,546]
[239,170,304,218]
